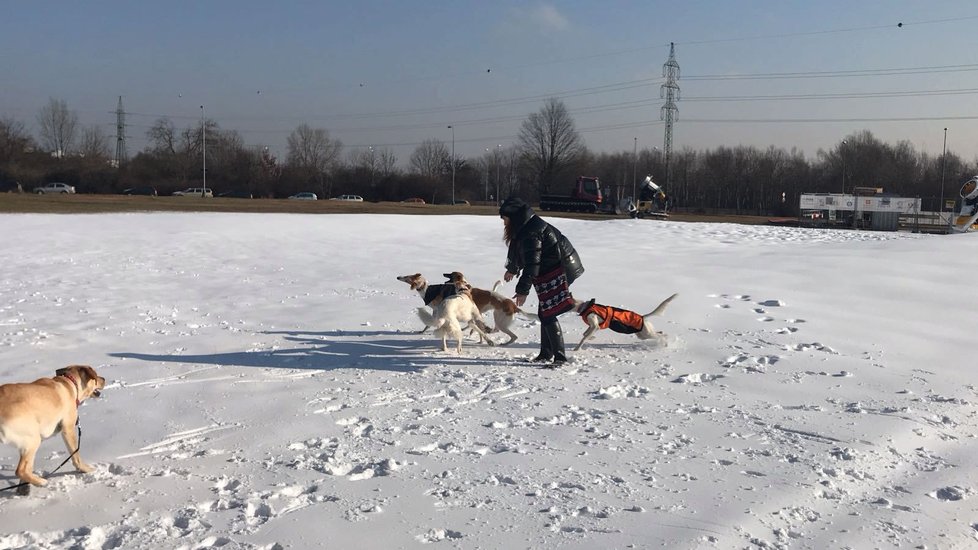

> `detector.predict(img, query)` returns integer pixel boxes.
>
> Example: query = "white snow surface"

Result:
[1,212,976,549]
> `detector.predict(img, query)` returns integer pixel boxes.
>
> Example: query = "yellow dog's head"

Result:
[55,365,105,400]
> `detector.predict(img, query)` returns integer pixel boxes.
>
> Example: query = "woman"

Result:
[499,197,584,366]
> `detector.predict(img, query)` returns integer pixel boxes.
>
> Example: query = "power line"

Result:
[257,15,978,94]
[118,61,978,133]
[123,84,978,137]
[341,119,668,150]
[684,115,978,123]
[126,77,665,123]
[684,63,978,81]
[681,87,978,102]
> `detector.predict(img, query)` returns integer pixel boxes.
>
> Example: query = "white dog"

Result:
[411,272,495,353]
[572,293,678,350]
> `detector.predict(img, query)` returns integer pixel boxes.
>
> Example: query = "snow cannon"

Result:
[951,175,978,233]
[642,175,662,194]
[631,175,669,219]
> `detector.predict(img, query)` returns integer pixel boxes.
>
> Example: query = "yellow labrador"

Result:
[0,365,105,488]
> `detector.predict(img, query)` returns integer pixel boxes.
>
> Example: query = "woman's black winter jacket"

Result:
[504,206,584,296]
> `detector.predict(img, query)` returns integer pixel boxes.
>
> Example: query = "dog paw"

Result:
[76,462,95,474]
[29,477,48,487]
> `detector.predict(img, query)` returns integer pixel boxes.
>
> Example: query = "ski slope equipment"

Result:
[631,175,669,219]
[951,175,978,233]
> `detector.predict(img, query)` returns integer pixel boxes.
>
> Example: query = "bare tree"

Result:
[181,119,220,158]
[36,98,79,157]
[518,97,583,193]
[287,124,342,170]
[378,148,398,177]
[147,117,177,155]
[409,139,448,178]
[251,146,281,197]
[0,117,35,161]
[286,124,342,198]
[79,125,111,160]
[348,147,377,173]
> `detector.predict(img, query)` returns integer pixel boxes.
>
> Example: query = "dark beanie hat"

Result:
[499,197,529,218]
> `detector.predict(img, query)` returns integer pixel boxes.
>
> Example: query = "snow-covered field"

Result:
[1,212,976,549]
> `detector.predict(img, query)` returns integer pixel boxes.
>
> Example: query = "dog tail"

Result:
[643,293,678,318]
[416,307,437,327]
[491,280,503,293]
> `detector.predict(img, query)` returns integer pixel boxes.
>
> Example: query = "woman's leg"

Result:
[548,319,566,365]
[536,318,566,366]
[533,318,555,362]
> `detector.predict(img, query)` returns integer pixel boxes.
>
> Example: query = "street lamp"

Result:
[841,140,847,194]
[940,128,948,225]
[495,144,502,205]
[201,105,207,193]
[632,137,638,203]
[369,146,376,194]
[485,147,491,202]
[447,126,455,204]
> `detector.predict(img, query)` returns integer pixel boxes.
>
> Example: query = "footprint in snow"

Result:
[928,486,972,501]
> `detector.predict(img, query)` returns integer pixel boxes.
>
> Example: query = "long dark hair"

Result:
[503,216,515,246]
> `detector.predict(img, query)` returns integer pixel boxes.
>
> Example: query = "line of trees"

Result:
[2,97,975,214]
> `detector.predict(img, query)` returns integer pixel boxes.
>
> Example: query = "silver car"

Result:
[34,182,76,194]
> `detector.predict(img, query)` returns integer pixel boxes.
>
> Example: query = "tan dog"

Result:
[397,272,537,345]
[0,365,105,488]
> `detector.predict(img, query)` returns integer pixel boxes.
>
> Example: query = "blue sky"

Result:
[3,1,977,164]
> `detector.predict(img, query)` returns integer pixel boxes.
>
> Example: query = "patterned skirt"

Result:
[533,267,575,320]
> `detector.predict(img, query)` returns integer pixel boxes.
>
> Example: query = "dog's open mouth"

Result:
[92,389,102,398]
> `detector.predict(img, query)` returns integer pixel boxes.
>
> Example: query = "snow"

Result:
[1,212,977,549]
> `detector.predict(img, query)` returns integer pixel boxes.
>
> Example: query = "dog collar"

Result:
[60,373,81,407]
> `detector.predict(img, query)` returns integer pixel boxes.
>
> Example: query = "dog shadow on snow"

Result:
[109,328,534,373]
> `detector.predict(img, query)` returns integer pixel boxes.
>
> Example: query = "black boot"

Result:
[548,321,567,367]
[531,321,554,362]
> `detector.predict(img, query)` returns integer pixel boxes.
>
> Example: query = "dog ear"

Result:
[55,367,69,377]
[78,365,98,384]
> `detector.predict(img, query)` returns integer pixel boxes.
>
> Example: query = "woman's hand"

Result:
[503,271,515,282]
[513,294,527,306]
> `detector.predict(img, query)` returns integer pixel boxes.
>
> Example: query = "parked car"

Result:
[453,199,471,206]
[34,182,76,194]
[218,190,253,199]
[289,192,318,200]
[400,197,426,204]
[330,194,363,202]
[172,187,213,197]
[122,186,158,196]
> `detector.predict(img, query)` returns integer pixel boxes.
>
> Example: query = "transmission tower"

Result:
[660,42,680,189]
[114,96,128,167]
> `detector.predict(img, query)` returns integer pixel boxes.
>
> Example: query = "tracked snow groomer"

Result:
[539,176,606,213]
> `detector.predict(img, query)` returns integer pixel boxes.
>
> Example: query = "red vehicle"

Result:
[539,176,605,213]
